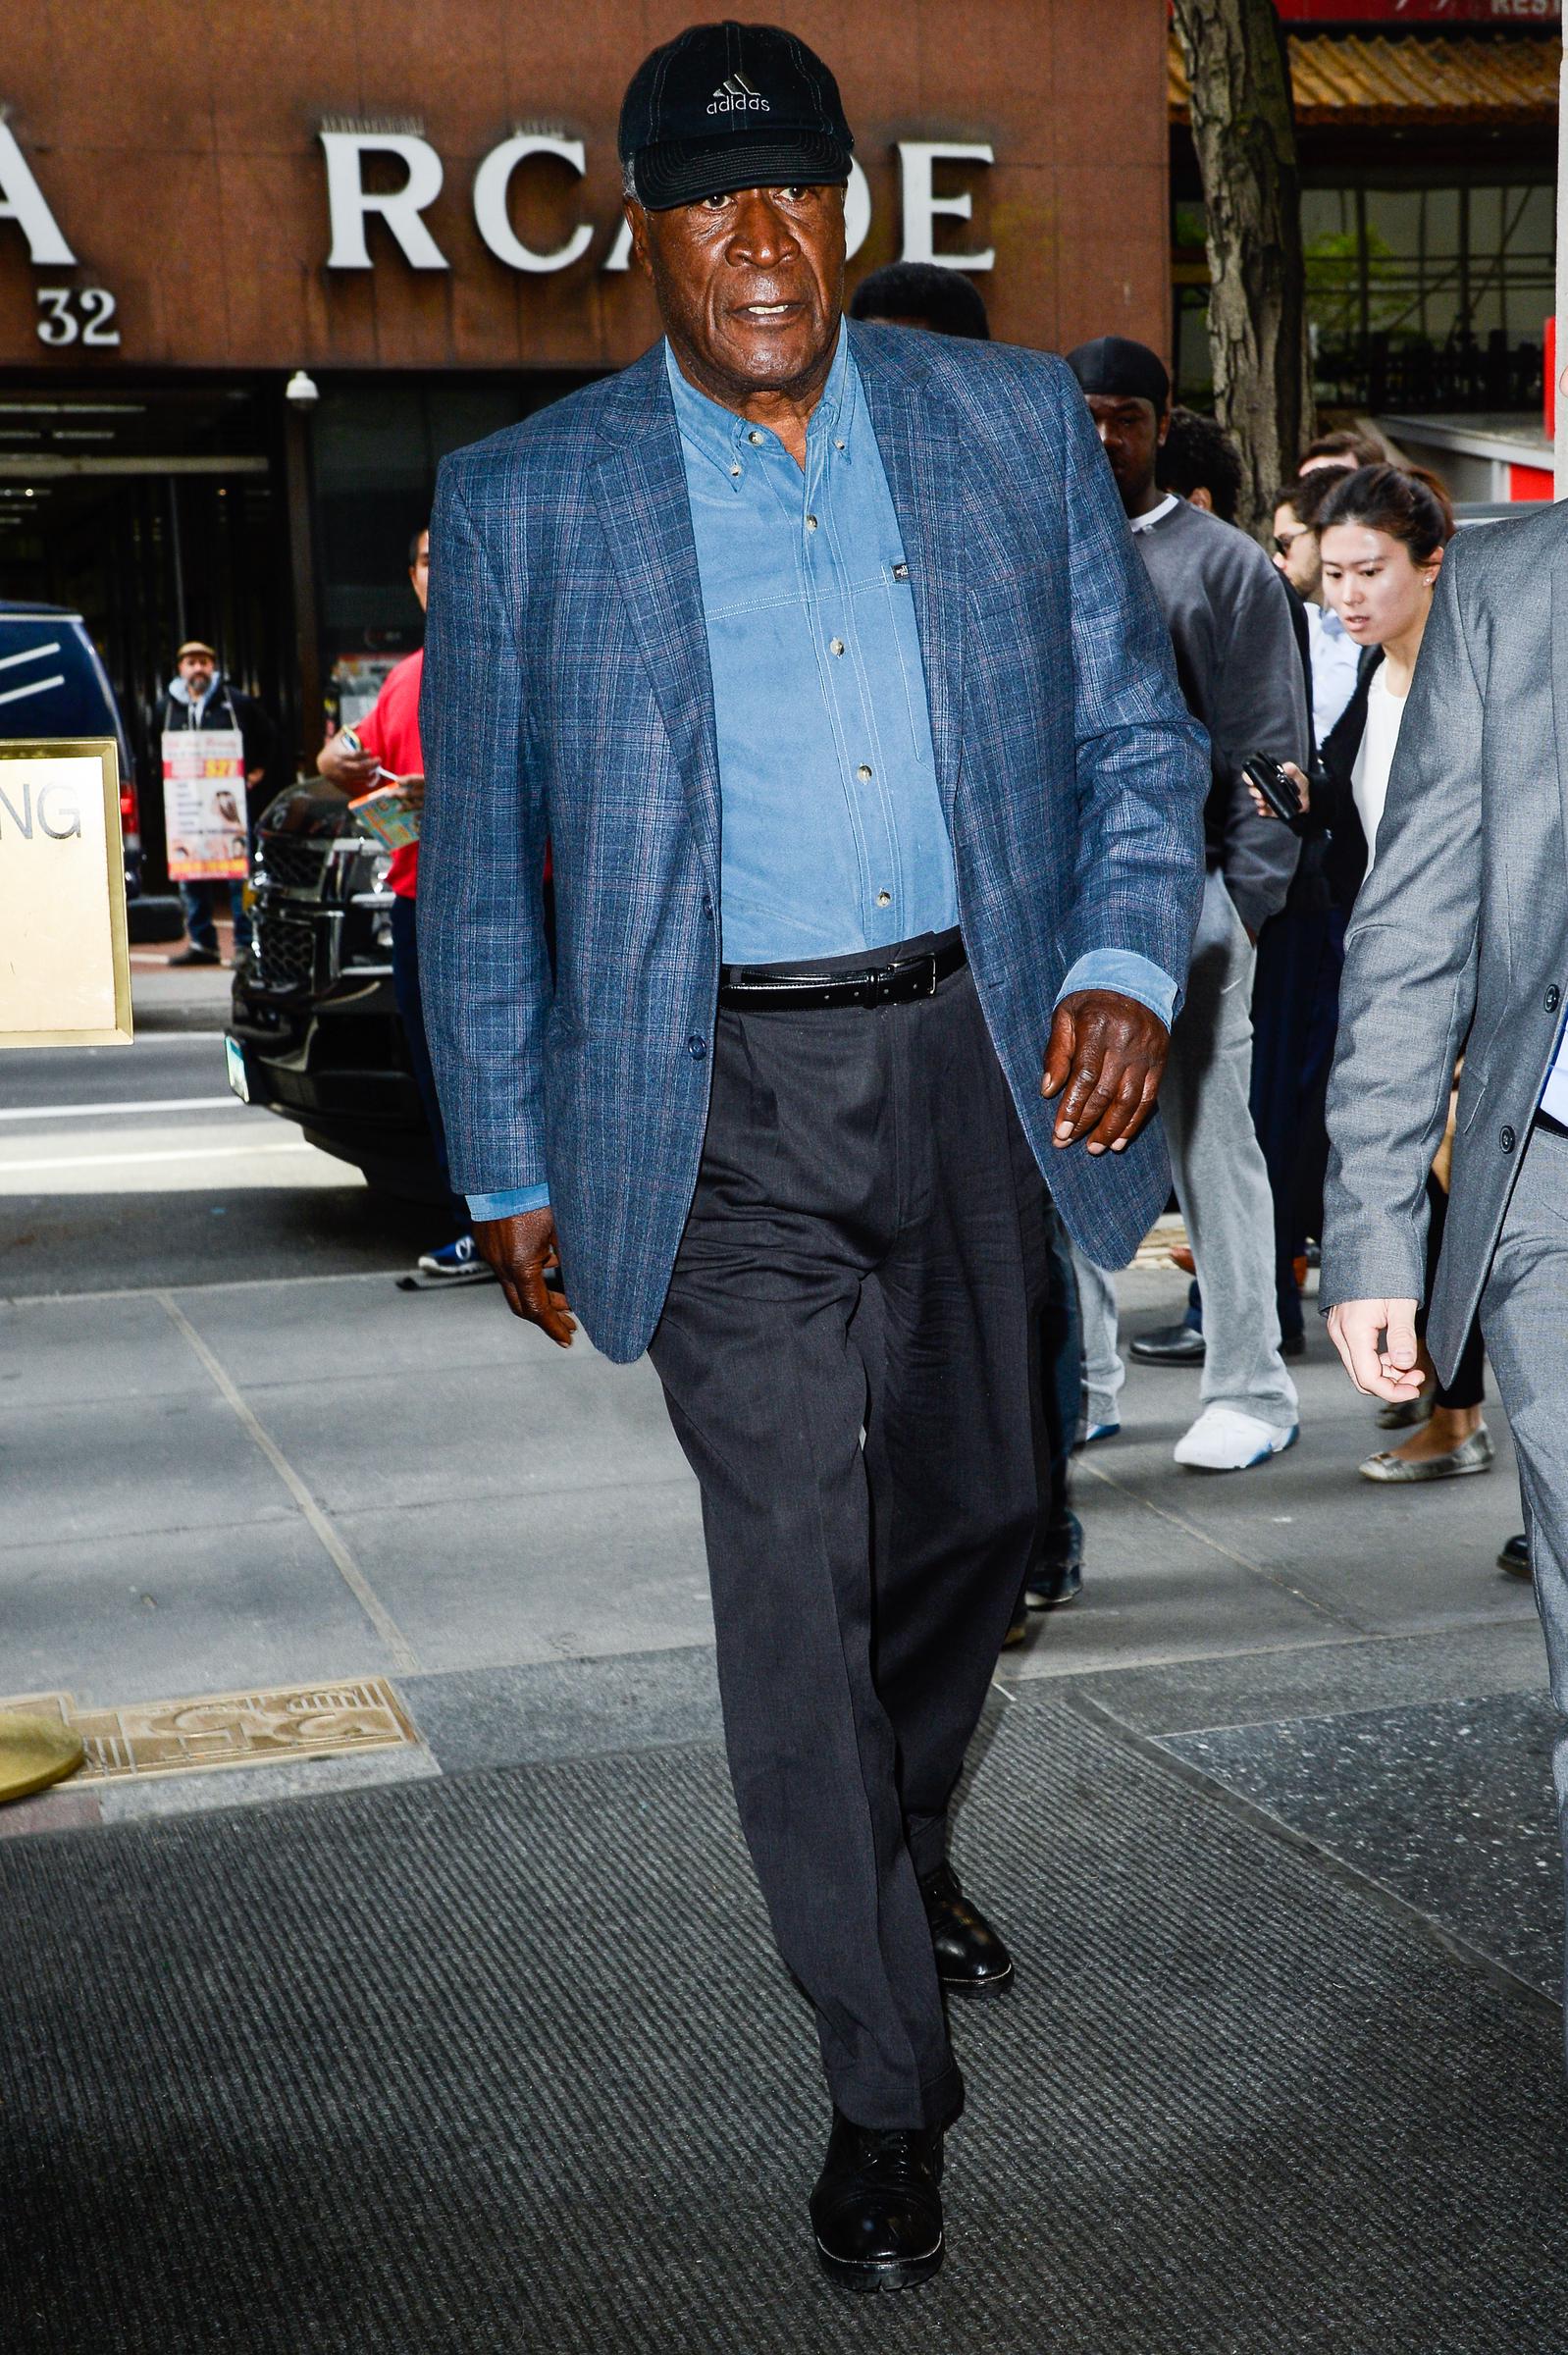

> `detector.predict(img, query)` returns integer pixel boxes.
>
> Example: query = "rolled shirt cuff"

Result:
[466,1183,550,1221]
[1055,950,1178,1031]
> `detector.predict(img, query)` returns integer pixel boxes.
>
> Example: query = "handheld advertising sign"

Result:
[161,726,248,881]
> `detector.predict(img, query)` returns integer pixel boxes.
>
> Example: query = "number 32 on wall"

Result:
[35,288,121,347]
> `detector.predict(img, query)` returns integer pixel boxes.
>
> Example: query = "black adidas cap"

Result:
[619,21,854,212]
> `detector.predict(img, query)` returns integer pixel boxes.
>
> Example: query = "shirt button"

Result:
[830,638,845,655]
[686,1034,707,1061]
[806,514,818,531]
[857,763,872,780]
[1546,985,1561,1013]
[729,465,741,479]
[1500,1125,1517,1153]
[747,430,763,445]
[876,891,891,907]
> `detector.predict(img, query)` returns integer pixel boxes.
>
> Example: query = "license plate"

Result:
[224,1035,250,1104]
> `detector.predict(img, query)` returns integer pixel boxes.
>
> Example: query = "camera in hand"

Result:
[1242,753,1303,824]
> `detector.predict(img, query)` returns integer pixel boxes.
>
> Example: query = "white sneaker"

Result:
[1174,1405,1298,1472]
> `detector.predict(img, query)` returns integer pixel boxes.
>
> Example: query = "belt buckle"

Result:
[907,951,938,1000]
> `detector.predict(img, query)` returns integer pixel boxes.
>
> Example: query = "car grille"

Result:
[257,835,334,892]
[252,911,316,992]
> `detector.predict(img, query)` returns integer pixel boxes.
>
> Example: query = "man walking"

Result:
[160,640,276,968]
[1321,503,1568,2003]
[1066,338,1307,1469]
[318,527,489,1285]
[419,23,1207,2291]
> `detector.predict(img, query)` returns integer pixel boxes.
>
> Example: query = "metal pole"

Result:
[1556,47,1568,499]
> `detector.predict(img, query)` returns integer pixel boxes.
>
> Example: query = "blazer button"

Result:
[686,1034,706,1061]
[1500,1125,1516,1153]
[1545,985,1561,1013]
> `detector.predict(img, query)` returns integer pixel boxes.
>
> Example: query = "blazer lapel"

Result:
[590,354,722,899]
[851,323,967,816]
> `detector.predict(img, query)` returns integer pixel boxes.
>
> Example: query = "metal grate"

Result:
[255,835,333,892]
[252,910,315,991]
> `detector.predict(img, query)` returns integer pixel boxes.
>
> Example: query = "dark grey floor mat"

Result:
[4,1691,1568,2353]
[1160,1689,1563,1997]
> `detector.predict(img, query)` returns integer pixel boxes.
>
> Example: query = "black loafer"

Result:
[1129,1323,1205,1365]
[810,2112,944,2293]
[1498,1532,1531,1580]
[921,1862,1014,1998]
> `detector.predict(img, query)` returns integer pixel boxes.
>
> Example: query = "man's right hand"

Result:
[474,1208,577,1348]
[1327,1297,1423,1402]
[316,733,379,793]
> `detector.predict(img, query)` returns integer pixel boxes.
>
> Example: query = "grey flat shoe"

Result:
[1359,1426,1494,1484]
[1376,1392,1435,1432]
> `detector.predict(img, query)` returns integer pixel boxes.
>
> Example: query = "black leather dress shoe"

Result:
[810,2112,944,2293]
[1499,1532,1531,1579]
[920,1862,1015,1998]
[1129,1322,1205,1365]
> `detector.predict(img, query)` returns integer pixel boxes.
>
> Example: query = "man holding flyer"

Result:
[160,640,276,968]
[317,526,490,1286]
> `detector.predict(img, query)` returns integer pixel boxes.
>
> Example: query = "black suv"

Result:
[223,788,444,1203]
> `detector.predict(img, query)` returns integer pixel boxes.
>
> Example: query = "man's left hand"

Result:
[1041,990,1169,1156]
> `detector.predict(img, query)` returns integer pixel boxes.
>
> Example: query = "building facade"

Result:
[0,0,1172,851]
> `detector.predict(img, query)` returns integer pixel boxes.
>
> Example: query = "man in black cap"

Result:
[419,25,1208,2291]
[1066,336,1307,1473]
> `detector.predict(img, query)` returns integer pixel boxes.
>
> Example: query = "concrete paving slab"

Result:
[397,1647,722,1772]
[1060,1620,1551,1739]
[172,1262,525,1386]
[0,1517,398,1704]
[250,1350,692,1516]
[1,1292,211,1408]
[95,1739,440,1823]
[0,1387,292,1551]
[334,1480,712,1672]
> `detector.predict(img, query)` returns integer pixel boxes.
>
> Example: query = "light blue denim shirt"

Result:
[467,325,1176,1223]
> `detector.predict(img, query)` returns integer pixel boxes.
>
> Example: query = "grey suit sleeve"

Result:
[417,458,553,1200]
[1319,534,1484,1312]
[1209,555,1307,937]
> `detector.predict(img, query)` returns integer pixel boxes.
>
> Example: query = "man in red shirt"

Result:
[319,526,488,1282]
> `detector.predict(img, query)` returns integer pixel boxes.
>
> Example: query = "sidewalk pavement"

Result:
[3,1245,1562,2347]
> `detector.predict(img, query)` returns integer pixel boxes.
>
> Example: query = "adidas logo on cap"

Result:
[707,72,770,115]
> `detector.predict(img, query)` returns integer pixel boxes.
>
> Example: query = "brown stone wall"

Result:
[0,0,1171,374]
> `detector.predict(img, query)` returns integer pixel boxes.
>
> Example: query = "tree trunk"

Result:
[1172,0,1315,538]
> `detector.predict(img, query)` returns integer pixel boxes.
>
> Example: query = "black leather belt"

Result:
[1536,1110,1568,1141]
[718,937,968,1012]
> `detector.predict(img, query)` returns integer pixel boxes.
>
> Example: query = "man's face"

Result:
[629,183,846,403]
[1083,394,1166,515]
[409,530,429,614]
[178,653,214,697]
[1272,502,1321,600]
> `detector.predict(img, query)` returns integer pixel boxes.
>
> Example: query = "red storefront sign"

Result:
[1273,2,1558,19]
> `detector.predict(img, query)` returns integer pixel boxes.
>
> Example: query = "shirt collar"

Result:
[1128,491,1182,535]
[663,321,855,478]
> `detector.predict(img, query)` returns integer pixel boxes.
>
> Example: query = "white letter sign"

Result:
[897,141,994,271]
[0,119,77,265]
[321,131,449,270]
[473,135,595,273]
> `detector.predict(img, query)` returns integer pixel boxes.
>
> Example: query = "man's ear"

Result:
[1156,401,1173,448]
[624,199,653,280]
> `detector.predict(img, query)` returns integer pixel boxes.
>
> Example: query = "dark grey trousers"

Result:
[648,964,1047,2130]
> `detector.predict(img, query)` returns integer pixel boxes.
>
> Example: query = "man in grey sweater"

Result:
[1067,338,1306,1470]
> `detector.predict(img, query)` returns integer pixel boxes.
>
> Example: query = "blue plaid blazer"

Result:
[419,323,1209,1363]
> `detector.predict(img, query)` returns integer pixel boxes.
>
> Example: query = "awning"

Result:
[1170,32,1562,130]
